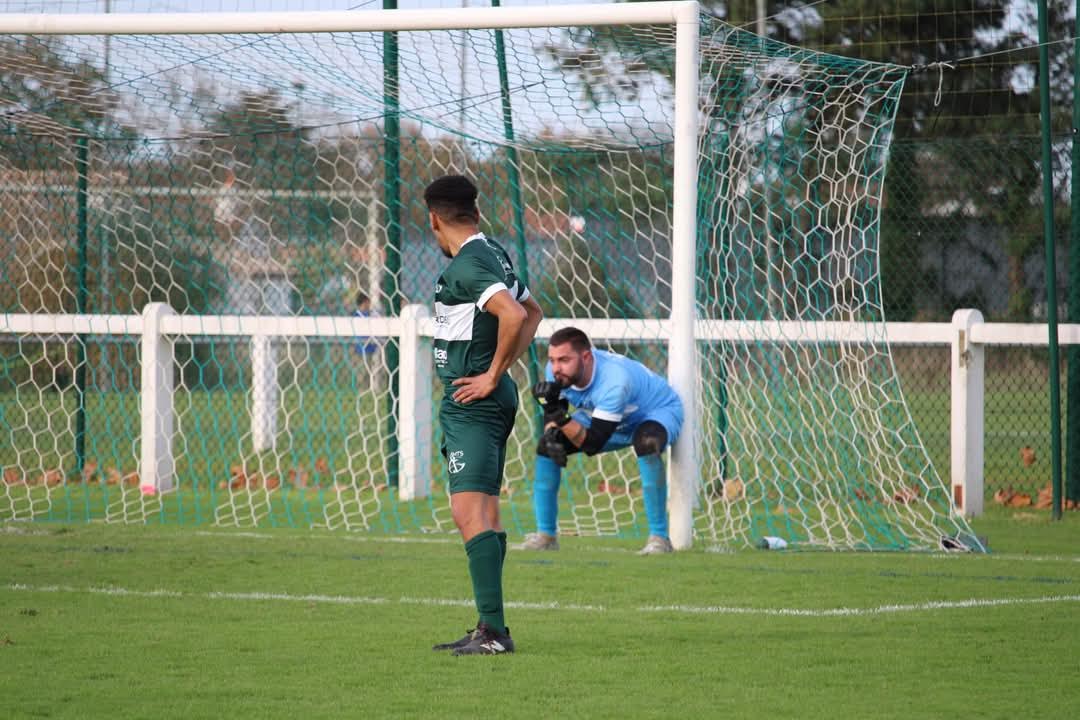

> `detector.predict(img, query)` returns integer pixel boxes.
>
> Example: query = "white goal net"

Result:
[0,2,980,550]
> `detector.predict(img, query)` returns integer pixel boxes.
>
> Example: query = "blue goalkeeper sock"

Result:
[533,456,561,536]
[638,454,668,539]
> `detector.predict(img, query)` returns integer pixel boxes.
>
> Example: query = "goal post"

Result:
[0,2,981,550]
[667,6,700,551]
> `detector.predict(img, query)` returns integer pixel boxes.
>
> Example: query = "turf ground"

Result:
[2,508,1078,719]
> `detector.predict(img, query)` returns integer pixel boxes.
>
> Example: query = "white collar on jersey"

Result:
[460,232,487,248]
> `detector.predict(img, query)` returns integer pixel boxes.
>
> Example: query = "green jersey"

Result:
[433,233,529,384]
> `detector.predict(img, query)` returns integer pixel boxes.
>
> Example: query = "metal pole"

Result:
[101,0,110,315]
[1037,0,1063,520]
[714,136,731,488]
[1067,0,1080,504]
[382,0,401,489]
[99,0,111,396]
[491,0,540,391]
[74,137,89,476]
[459,0,470,167]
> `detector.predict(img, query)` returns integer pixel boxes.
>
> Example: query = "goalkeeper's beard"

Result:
[552,370,580,388]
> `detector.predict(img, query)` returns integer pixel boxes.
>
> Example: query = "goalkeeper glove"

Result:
[537,426,568,467]
[532,381,571,427]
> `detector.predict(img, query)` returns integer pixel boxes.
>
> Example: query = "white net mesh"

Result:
[0,7,979,549]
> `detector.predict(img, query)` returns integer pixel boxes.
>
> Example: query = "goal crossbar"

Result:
[0,2,699,35]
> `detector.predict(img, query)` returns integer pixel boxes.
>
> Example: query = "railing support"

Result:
[251,334,279,452]
[398,304,432,500]
[140,303,176,493]
[950,309,985,516]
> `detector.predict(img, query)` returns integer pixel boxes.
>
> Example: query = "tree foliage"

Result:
[0,36,120,168]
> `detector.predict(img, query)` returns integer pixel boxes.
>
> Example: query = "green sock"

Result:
[496,531,507,564]
[464,529,506,634]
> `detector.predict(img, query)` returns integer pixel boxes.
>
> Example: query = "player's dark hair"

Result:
[423,175,479,225]
[549,326,591,352]
[355,291,369,307]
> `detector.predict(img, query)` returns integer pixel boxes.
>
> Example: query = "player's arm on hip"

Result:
[514,294,543,362]
[450,289,529,404]
[478,288,531,377]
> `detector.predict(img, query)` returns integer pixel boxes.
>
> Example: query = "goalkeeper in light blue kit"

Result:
[520,326,684,555]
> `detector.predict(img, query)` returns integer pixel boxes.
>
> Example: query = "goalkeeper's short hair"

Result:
[549,326,591,353]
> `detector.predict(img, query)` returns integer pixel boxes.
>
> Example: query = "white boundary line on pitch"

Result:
[6,583,1080,618]
[929,552,1080,564]
[194,531,1080,561]
[8,526,1080,563]
[641,595,1080,616]
[196,528,457,546]
[193,530,641,552]
[0,525,51,536]
[3,584,606,612]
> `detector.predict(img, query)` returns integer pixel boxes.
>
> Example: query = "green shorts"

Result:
[439,374,519,496]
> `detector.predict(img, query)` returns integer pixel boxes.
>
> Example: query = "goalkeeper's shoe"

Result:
[452,623,515,656]
[432,627,477,651]
[516,532,559,551]
[637,535,674,555]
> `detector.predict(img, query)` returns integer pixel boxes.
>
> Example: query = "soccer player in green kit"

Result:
[425,175,542,656]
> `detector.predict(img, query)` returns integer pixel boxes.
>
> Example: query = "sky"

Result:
[0,0,618,12]
[1,0,686,147]
[1,1,1054,141]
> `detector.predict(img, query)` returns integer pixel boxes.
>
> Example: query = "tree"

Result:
[784,0,1072,320]
[200,88,318,187]
[0,36,120,168]
[537,1,1073,321]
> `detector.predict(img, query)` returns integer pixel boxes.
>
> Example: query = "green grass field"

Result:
[2,508,1079,719]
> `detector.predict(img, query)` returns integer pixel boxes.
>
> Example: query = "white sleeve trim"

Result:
[477,282,509,310]
[517,285,531,302]
[591,409,623,423]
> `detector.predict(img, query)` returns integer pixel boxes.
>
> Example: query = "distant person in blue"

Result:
[520,326,684,555]
[353,291,380,356]
[353,291,384,394]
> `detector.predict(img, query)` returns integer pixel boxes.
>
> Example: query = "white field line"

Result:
[49,529,1080,562]
[192,533,630,557]
[5,583,1079,618]
[928,552,1080,564]
[640,595,1080,617]
[3,584,605,612]
[194,530,459,545]
[0,525,51,536]
[9,524,1080,563]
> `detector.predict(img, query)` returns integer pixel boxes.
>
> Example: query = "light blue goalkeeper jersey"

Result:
[545,348,683,446]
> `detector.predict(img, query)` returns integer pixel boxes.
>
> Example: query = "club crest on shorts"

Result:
[447,450,466,474]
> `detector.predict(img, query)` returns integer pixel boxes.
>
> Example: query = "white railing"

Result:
[3,307,1078,518]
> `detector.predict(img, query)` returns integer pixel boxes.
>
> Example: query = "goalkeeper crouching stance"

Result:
[520,327,684,555]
